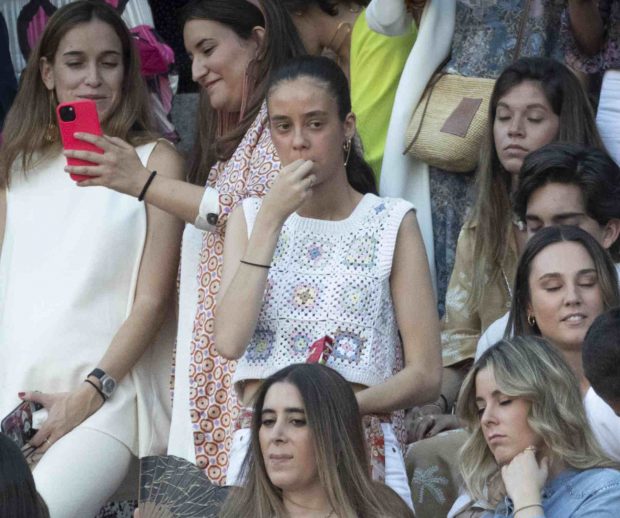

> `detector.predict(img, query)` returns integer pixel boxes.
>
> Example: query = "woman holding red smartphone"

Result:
[0,1,183,516]
[60,0,307,484]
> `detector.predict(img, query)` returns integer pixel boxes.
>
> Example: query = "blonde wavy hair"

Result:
[457,336,616,505]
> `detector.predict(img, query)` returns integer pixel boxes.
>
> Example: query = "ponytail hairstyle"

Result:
[266,55,377,194]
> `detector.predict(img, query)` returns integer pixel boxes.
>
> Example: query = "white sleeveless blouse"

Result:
[0,143,175,456]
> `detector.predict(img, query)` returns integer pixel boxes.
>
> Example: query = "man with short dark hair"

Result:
[581,307,620,461]
[583,308,620,416]
[477,143,620,355]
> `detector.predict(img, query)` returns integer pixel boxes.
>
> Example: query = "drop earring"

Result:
[44,90,57,144]
[343,138,352,166]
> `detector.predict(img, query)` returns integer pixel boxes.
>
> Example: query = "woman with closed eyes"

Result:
[455,336,620,517]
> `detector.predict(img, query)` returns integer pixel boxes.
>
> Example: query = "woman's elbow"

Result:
[213,325,245,360]
[134,293,172,328]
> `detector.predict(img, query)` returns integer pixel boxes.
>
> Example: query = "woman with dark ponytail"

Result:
[216,55,441,507]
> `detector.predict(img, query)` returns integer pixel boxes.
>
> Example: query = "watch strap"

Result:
[88,368,106,380]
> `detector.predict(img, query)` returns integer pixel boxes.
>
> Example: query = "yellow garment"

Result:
[441,222,518,366]
[350,10,416,182]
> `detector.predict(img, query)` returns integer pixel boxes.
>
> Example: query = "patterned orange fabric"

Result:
[188,103,280,484]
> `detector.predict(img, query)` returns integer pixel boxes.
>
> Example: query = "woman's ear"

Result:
[250,26,266,58]
[39,57,55,91]
[343,112,356,141]
[601,218,620,251]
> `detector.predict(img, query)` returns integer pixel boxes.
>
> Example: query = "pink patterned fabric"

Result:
[189,102,280,484]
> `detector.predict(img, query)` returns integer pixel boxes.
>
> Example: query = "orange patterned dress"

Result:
[188,103,280,483]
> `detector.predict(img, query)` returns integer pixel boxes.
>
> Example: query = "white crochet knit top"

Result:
[232,193,414,388]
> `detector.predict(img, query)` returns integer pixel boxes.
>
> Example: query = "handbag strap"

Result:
[513,0,533,60]
[404,69,447,150]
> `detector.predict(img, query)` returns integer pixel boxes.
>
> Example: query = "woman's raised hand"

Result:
[63,132,151,196]
[260,159,316,224]
[501,447,548,510]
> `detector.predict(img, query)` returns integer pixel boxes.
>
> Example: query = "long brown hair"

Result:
[0,0,155,187]
[506,225,620,337]
[180,0,306,186]
[467,57,603,310]
[220,364,413,518]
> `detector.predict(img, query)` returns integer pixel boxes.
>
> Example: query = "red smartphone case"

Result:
[57,100,103,182]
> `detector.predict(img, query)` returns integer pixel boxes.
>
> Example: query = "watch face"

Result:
[102,377,116,396]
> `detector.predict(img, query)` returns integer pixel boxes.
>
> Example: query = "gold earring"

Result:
[527,313,536,327]
[44,90,57,144]
[343,138,352,166]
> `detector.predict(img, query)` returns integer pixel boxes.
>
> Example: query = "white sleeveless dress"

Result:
[0,143,175,456]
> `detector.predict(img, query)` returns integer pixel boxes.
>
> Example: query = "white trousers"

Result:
[33,427,132,518]
[597,70,620,166]
[226,423,414,510]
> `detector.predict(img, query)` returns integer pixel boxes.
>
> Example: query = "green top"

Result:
[350,10,417,182]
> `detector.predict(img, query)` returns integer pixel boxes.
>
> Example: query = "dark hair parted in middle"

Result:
[219,363,412,518]
[514,143,620,261]
[507,225,620,337]
[180,0,306,185]
[266,55,377,195]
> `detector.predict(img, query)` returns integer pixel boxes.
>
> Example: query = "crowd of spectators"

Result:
[1,1,619,517]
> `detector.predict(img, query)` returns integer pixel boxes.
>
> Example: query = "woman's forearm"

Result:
[356,364,441,415]
[140,172,209,225]
[95,142,183,382]
[568,0,604,56]
[215,208,284,360]
[95,295,171,382]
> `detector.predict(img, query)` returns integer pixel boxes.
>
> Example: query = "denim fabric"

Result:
[492,468,620,517]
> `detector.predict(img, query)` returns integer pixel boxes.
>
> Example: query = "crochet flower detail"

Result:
[292,284,318,308]
[246,329,275,362]
[304,241,327,267]
[332,329,366,364]
[289,332,312,355]
[342,234,378,269]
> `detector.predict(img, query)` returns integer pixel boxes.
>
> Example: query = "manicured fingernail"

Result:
[18,392,25,398]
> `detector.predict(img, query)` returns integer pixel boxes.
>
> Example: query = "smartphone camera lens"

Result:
[59,105,76,122]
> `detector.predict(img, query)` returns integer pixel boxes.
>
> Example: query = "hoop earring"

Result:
[45,90,57,143]
[343,138,352,166]
[527,313,536,327]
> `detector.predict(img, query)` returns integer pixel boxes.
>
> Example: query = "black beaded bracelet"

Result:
[84,379,107,402]
[138,170,157,202]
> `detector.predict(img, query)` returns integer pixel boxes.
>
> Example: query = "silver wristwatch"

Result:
[87,368,117,399]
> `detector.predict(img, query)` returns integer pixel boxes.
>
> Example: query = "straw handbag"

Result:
[404,74,495,172]
[404,0,532,172]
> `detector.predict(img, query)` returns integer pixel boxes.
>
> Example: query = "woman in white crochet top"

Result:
[216,55,441,505]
